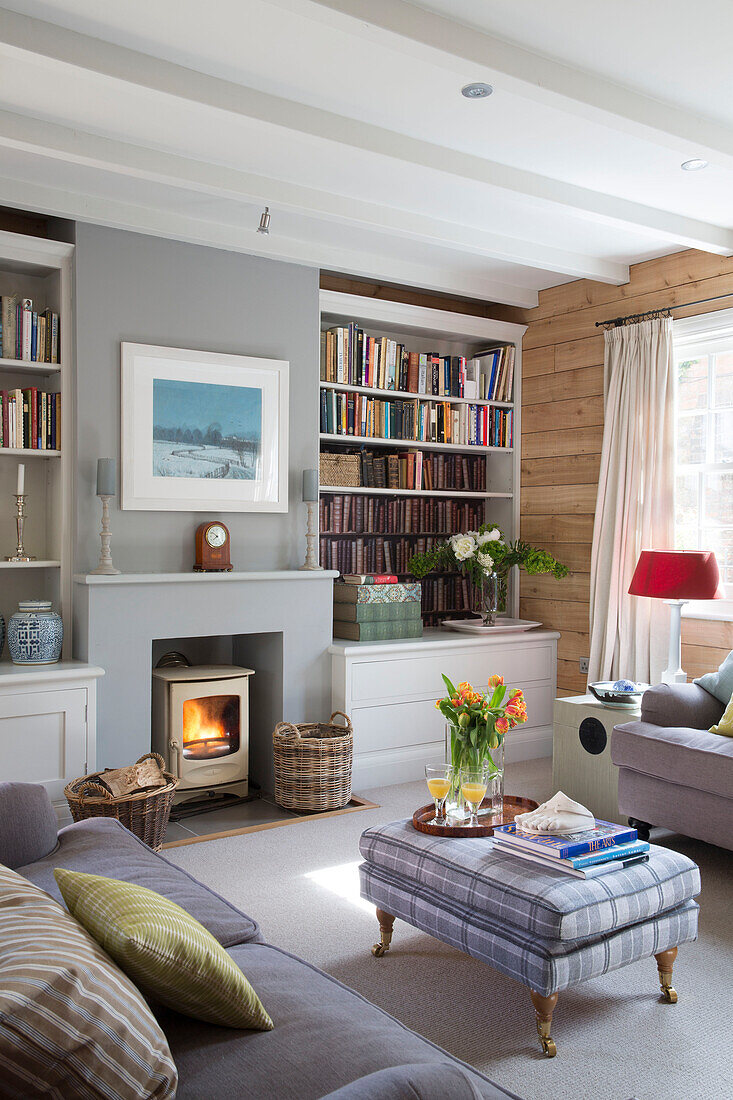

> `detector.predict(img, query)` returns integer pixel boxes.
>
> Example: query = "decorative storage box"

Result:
[319,452,361,487]
[7,600,63,664]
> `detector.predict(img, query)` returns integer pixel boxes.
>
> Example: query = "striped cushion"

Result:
[359,820,700,941]
[0,864,177,1100]
[55,869,273,1031]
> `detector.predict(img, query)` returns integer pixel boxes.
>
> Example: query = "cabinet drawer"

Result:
[0,688,87,802]
[351,681,554,755]
[351,644,553,705]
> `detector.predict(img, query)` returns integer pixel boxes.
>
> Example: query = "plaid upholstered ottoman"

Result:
[359,820,700,1057]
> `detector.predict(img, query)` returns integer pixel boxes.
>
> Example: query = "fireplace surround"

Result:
[152,665,253,803]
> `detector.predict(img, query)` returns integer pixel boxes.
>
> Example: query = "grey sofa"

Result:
[0,783,520,1100]
[612,682,733,851]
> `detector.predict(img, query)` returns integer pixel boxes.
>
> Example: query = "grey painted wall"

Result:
[74,223,319,573]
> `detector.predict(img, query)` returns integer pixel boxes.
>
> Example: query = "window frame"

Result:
[673,311,733,621]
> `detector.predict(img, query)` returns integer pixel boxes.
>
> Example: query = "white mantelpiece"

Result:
[73,570,338,789]
[74,571,339,586]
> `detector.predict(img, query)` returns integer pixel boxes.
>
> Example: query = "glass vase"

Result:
[473,571,498,626]
[445,726,505,822]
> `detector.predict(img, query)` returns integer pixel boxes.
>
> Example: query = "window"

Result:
[674,313,733,603]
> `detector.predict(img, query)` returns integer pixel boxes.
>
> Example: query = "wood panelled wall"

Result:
[519,248,733,695]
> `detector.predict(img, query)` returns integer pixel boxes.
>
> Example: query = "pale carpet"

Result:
[166,759,732,1100]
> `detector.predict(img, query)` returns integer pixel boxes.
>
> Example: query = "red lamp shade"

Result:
[628,550,722,600]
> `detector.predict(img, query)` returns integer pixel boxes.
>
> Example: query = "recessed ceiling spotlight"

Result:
[461,82,493,99]
[681,158,708,171]
[257,206,271,234]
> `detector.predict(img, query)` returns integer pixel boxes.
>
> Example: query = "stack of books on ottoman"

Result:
[333,575,423,641]
[493,819,650,879]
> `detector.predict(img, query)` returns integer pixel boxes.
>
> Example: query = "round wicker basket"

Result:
[273,711,353,812]
[64,753,178,851]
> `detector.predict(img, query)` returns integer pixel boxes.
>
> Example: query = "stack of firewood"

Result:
[97,757,168,798]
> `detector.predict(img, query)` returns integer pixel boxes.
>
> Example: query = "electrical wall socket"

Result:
[579,657,590,674]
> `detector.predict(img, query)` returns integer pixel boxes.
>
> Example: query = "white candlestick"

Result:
[16,463,24,495]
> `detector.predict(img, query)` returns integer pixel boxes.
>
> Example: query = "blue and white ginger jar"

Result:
[7,600,63,664]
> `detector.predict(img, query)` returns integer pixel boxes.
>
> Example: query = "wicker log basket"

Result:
[64,753,178,852]
[273,711,353,813]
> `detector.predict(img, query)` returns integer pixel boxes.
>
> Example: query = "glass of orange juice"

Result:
[459,764,490,827]
[425,764,452,825]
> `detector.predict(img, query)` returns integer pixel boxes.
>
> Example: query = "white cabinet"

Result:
[0,662,104,819]
[331,629,559,789]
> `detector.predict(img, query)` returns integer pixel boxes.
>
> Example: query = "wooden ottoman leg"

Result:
[529,990,558,1057]
[371,908,395,958]
[654,947,678,1003]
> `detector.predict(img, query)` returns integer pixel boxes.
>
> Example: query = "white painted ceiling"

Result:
[0,0,731,304]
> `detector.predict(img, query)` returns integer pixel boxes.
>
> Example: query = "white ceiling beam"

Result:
[293,0,733,167]
[0,7,730,256]
[0,108,623,290]
[0,171,540,306]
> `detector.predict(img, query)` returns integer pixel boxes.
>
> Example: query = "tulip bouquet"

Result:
[435,674,528,802]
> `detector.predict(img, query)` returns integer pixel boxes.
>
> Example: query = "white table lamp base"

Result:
[660,599,687,685]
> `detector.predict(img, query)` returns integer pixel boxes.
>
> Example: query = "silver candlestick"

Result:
[6,494,35,562]
[299,500,323,571]
[90,494,121,575]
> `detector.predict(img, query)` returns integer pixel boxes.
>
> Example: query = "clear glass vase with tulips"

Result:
[435,673,528,821]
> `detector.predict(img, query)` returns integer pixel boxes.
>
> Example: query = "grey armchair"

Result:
[611,682,733,851]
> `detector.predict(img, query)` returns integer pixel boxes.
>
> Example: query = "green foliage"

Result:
[408,525,568,587]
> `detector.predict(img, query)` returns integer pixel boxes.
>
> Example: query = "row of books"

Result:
[333,579,423,641]
[0,388,61,450]
[320,535,445,576]
[321,390,512,447]
[0,297,60,363]
[320,324,515,403]
[319,494,485,536]
[493,820,650,880]
[340,449,486,492]
[420,575,476,621]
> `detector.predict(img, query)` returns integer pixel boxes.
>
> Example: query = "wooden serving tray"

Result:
[412,795,539,838]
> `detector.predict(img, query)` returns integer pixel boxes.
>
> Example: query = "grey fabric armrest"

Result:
[318,1063,502,1100]
[641,683,724,730]
[0,782,59,869]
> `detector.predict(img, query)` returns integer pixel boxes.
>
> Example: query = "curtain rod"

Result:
[595,291,733,328]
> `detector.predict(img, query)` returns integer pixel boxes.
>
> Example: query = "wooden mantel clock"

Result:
[194,521,233,572]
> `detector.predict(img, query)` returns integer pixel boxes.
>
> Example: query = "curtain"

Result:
[588,317,675,684]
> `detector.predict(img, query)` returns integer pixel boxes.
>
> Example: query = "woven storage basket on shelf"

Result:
[64,753,178,852]
[273,711,353,812]
[319,452,361,488]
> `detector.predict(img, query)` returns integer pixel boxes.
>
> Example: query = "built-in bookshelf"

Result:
[318,291,526,625]
[0,231,73,657]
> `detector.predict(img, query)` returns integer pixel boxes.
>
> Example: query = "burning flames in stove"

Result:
[182,695,240,760]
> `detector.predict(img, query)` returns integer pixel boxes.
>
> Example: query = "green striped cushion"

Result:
[0,863,177,1099]
[55,868,273,1031]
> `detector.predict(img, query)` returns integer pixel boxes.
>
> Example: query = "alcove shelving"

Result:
[318,291,526,623]
[0,231,73,657]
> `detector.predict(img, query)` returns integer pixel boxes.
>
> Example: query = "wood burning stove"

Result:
[152,665,253,803]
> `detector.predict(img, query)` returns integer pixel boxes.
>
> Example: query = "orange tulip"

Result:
[488,674,504,688]
[496,716,509,734]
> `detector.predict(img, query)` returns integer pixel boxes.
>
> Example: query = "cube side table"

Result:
[552,694,641,823]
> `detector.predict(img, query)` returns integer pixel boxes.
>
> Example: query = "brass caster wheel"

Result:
[661,986,678,1004]
[541,1037,557,1058]
[371,943,388,958]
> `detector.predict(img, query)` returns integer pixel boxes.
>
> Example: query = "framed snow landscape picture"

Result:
[121,343,289,511]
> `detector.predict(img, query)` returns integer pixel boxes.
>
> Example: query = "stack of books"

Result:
[493,820,650,879]
[333,576,423,641]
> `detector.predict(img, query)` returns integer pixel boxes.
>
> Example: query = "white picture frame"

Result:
[121,343,289,512]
